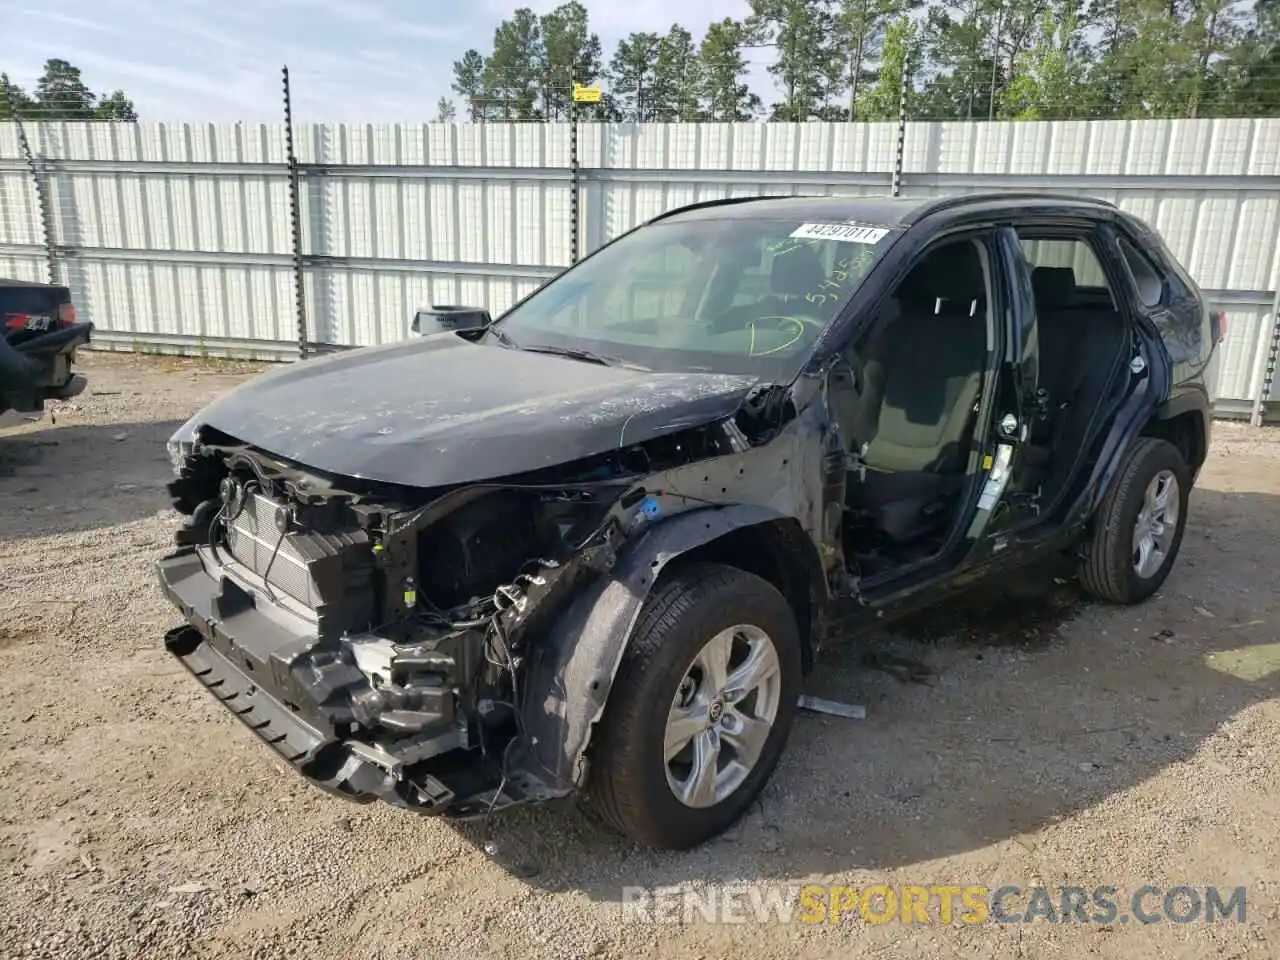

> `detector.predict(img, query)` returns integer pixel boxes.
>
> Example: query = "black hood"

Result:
[190,333,761,487]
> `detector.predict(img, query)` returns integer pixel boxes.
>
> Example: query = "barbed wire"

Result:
[4,62,1280,126]
[0,88,139,124]
[414,58,1280,125]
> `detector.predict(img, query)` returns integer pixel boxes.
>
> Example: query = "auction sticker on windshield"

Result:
[790,222,890,243]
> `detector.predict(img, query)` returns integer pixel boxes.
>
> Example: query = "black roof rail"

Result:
[647,194,801,224]
[910,192,1119,221]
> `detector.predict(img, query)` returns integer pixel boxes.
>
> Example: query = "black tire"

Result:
[1079,437,1191,605]
[587,562,802,850]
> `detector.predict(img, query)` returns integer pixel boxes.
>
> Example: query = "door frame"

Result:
[823,226,1012,609]
[995,218,1165,543]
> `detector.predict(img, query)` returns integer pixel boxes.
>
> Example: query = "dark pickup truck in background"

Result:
[0,278,93,426]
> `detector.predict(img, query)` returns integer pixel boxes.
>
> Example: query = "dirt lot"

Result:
[1,351,1278,960]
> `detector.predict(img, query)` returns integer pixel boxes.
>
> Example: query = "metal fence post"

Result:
[1,90,57,285]
[890,45,911,199]
[569,99,580,265]
[1252,303,1279,427]
[283,65,308,359]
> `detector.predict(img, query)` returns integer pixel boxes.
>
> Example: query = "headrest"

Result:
[898,241,986,309]
[770,244,828,298]
[1031,266,1077,308]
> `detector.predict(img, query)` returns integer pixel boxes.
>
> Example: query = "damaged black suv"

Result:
[160,194,1221,850]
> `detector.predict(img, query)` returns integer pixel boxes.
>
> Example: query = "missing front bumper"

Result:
[156,549,523,818]
[164,624,457,813]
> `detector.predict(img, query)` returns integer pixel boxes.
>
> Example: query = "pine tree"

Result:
[34,59,96,118]
[452,49,489,121]
[832,0,921,120]
[699,19,762,119]
[540,1,604,119]
[651,25,704,121]
[0,74,36,119]
[483,9,544,120]
[609,33,662,121]
[746,0,841,120]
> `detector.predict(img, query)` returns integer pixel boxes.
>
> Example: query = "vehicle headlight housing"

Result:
[166,417,200,476]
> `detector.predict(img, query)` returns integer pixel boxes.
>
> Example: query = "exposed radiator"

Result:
[223,491,366,610]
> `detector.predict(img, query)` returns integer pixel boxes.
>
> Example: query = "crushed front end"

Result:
[156,418,761,817]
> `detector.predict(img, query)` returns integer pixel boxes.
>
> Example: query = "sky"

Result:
[2,0,775,121]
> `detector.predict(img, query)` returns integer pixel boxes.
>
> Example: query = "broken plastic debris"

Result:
[797,696,866,720]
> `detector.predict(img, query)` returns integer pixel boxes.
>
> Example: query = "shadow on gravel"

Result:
[451,486,1280,899]
[0,419,183,540]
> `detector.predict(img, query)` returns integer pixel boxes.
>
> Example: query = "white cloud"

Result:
[8,8,130,35]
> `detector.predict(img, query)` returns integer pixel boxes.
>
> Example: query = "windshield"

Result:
[487,216,896,377]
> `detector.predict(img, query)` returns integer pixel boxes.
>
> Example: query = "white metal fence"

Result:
[1,118,1278,416]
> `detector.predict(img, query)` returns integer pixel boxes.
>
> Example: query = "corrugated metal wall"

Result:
[0,124,46,284]
[0,118,1277,413]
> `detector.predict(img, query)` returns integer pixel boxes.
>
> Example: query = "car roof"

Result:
[652,192,1119,228]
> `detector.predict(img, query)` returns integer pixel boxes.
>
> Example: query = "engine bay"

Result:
[160,408,776,807]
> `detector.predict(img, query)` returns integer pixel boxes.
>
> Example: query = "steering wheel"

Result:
[746,315,826,357]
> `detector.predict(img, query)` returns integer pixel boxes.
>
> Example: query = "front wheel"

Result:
[1080,437,1191,604]
[587,563,802,850]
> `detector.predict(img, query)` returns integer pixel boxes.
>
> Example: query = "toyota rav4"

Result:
[159,194,1221,850]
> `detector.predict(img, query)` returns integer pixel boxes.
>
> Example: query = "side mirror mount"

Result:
[411,305,492,336]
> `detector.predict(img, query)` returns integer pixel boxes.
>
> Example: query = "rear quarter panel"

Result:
[1118,214,1217,388]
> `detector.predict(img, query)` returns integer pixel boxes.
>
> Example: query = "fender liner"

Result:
[513,503,810,796]
[1152,383,1211,475]
[1155,384,1211,423]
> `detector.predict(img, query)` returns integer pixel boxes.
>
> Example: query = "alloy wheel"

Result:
[663,624,783,809]
[1132,468,1180,579]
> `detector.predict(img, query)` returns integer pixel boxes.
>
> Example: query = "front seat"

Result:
[845,241,989,543]
[716,243,829,328]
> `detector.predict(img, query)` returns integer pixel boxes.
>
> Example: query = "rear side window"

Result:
[1017,235,1116,310]
[1018,238,1110,290]
[1117,236,1166,308]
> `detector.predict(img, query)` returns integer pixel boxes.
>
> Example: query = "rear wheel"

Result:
[1080,437,1191,604]
[588,563,801,850]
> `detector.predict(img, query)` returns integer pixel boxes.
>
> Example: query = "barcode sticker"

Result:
[789,222,890,244]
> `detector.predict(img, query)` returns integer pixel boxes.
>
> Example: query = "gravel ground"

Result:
[2,351,1278,960]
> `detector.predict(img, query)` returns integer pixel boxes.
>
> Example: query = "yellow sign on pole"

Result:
[572,84,602,103]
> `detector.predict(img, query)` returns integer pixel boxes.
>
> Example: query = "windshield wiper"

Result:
[487,326,519,348]
[520,344,650,371]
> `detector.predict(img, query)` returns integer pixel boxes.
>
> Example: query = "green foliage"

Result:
[447,0,1278,122]
[484,8,543,120]
[833,0,923,120]
[1,60,137,121]
[451,49,488,121]
[609,32,662,120]
[747,0,841,120]
[699,19,763,120]
[652,26,704,121]
[858,16,918,119]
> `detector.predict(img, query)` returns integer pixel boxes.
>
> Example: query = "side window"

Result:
[1117,236,1166,308]
[1017,234,1116,310]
